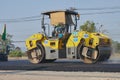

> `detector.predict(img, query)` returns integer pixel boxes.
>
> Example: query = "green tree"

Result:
[80,21,96,32]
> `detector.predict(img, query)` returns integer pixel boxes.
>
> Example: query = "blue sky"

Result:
[0,0,120,51]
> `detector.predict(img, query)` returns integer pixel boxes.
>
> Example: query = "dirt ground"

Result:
[0,71,120,80]
[110,53,120,59]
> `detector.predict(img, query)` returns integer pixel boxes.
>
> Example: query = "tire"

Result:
[27,43,45,64]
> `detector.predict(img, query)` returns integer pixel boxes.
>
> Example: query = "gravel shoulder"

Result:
[0,71,120,80]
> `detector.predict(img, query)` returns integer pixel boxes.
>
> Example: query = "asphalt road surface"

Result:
[0,59,120,72]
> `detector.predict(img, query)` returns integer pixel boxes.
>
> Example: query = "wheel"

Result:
[27,43,45,64]
[77,45,111,64]
[77,44,99,64]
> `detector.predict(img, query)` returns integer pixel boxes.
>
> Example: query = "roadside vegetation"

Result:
[9,47,26,57]
[4,33,26,57]
[112,41,120,54]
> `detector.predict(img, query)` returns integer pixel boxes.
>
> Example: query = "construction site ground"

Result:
[0,53,120,80]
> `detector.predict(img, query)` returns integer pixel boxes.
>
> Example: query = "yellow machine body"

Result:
[26,31,110,51]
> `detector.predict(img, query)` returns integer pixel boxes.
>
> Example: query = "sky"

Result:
[0,0,120,51]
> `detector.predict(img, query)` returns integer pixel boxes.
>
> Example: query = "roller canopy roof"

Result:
[42,10,79,15]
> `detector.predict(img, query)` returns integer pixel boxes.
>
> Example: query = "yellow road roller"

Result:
[25,10,112,64]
